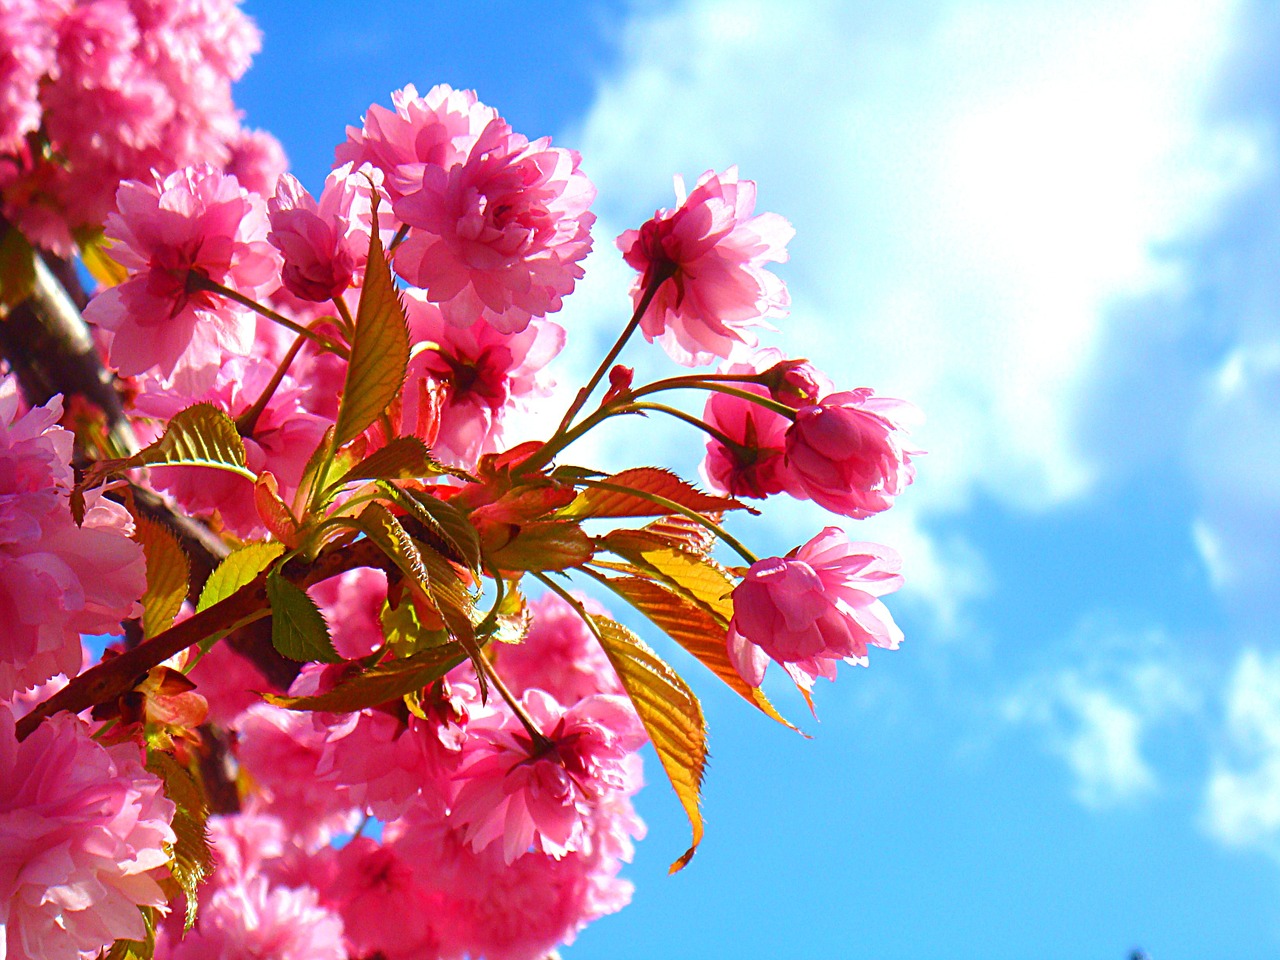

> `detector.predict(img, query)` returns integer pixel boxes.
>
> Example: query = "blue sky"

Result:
[235,2,1280,956]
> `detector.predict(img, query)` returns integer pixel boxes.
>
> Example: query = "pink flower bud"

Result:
[727,527,904,689]
[268,172,357,302]
[783,388,920,518]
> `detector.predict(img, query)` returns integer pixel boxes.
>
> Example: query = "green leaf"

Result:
[102,907,158,960]
[0,226,36,307]
[356,501,429,589]
[266,568,341,663]
[131,513,190,639]
[597,574,797,731]
[379,482,482,572]
[560,467,753,520]
[76,405,253,520]
[197,541,285,612]
[486,520,593,572]
[333,436,447,488]
[590,615,708,873]
[333,198,410,446]
[146,753,212,930]
[265,642,466,712]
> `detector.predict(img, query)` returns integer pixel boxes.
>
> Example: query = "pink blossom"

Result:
[311,568,387,661]
[166,874,345,960]
[335,83,496,202]
[233,704,360,850]
[617,166,794,366]
[401,289,565,467]
[316,676,479,820]
[387,801,643,960]
[266,162,386,303]
[185,638,269,727]
[131,355,330,536]
[783,388,920,519]
[0,385,145,699]
[0,1,54,154]
[0,707,175,960]
[311,838,443,960]
[393,116,596,333]
[727,527,904,689]
[83,165,281,392]
[450,690,645,863]
[223,126,288,196]
[498,591,622,704]
[2,0,262,254]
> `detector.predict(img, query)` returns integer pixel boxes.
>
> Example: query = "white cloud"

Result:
[1205,649,1280,855]
[1003,627,1199,808]
[572,0,1256,511]
[554,0,1258,624]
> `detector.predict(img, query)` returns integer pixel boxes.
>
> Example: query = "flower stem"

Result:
[631,378,798,419]
[332,295,356,341]
[188,274,349,359]
[473,645,552,751]
[625,400,751,454]
[235,331,309,437]
[551,263,674,439]
[577,477,758,565]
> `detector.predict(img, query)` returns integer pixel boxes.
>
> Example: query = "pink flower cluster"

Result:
[0,707,175,960]
[0,378,145,701]
[177,590,644,960]
[0,0,283,255]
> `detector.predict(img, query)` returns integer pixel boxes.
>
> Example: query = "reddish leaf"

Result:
[560,467,753,520]
[265,642,466,712]
[484,520,593,572]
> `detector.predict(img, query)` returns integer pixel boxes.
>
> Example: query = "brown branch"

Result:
[16,537,394,740]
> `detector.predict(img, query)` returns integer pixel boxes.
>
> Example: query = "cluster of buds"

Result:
[0,45,919,960]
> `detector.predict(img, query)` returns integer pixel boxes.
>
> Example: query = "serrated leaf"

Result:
[561,468,753,520]
[0,226,36,307]
[600,529,736,622]
[266,568,341,663]
[357,501,429,588]
[333,198,410,446]
[146,752,212,930]
[598,575,796,730]
[590,615,707,873]
[380,483,481,572]
[78,405,253,517]
[333,436,446,487]
[265,641,466,712]
[131,513,190,638]
[197,541,285,612]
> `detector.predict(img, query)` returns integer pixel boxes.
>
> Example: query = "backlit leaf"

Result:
[485,520,592,572]
[560,467,753,520]
[266,568,341,663]
[197,541,285,612]
[379,483,481,572]
[598,574,796,730]
[333,198,410,446]
[333,436,446,487]
[78,229,129,288]
[146,752,212,930]
[600,528,736,622]
[590,615,707,872]
[265,642,466,712]
[131,512,190,638]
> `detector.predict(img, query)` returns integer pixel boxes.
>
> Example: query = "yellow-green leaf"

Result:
[131,513,190,638]
[333,198,410,446]
[102,906,158,960]
[265,642,466,712]
[146,753,212,930]
[78,229,130,288]
[333,436,446,488]
[0,226,36,308]
[600,529,735,623]
[597,574,797,731]
[486,521,593,572]
[197,541,285,612]
[379,482,481,572]
[560,468,753,520]
[590,615,707,873]
[266,568,341,663]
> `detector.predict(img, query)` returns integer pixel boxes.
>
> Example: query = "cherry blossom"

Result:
[727,527,904,689]
[617,166,794,366]
[84,165,280,392]
[0,708,175,960]
[783,388,920,519]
